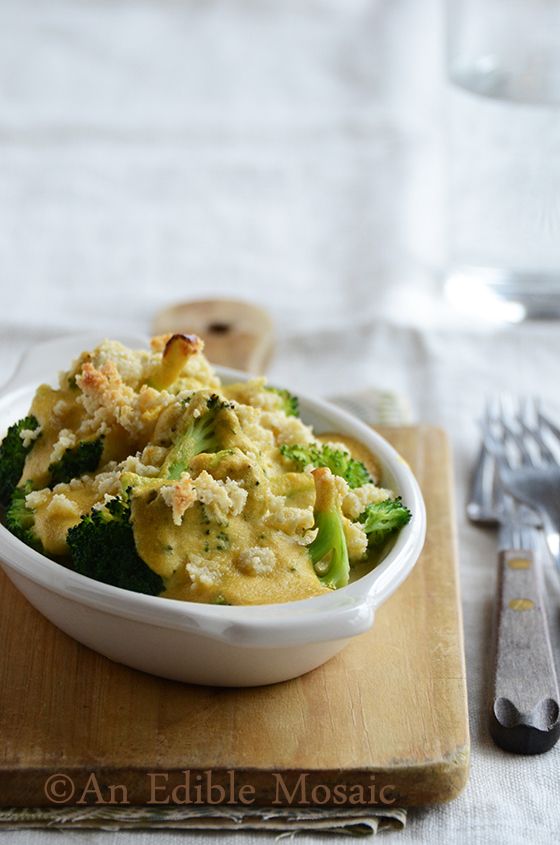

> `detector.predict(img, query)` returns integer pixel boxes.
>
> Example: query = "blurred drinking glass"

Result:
[445,0,560,321]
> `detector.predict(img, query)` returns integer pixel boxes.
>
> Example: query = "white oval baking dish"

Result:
[0,333,426,687]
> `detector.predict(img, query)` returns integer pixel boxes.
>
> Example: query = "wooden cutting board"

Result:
[0,426,469,809]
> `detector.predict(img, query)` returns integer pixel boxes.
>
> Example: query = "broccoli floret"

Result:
[307,468,350,590]
[67,495,164,596]
[5,481,43,553]
[266,386,299,417]
[280,443,371,489]
[48,436,104,486]
[162,394,229,480]
[0,415,41,505]
[358,498,411,547]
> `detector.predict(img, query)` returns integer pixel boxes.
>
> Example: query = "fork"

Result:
[485,398,560,575]
[470,398,560,754]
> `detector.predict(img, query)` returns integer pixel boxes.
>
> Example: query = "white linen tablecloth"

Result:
[1,1,559,842]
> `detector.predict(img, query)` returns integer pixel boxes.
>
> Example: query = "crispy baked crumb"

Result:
[19,425,42,449]
[25,488,50,509]
[260,411,316,446]
[45,493,80,519]
[49,429,77,464]
[343,518,368,560]
[160,474,197,526]
[265,494,315,534]
[237,547,276,575]
[192,471,248,524]
[186,555,220,589]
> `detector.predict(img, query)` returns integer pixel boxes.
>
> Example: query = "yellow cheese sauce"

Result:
[33,484,104,557]
[130,448,330,605]
[132,494,329,605]
[21,382,141,489]
[21,385,85,489]
[129,435,386,604]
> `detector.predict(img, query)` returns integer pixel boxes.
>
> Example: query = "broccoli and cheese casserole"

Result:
[0,335,411,605]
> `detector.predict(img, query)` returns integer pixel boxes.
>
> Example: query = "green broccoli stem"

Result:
[308,467,350,590]
[161,395,224,480]
[309,510,349,589]
[163,415,218,480]
[148,333,201,391]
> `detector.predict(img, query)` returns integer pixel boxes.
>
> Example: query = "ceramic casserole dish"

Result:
[0,334,426,686]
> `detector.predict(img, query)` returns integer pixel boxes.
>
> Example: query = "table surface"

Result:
[1,1,559,844]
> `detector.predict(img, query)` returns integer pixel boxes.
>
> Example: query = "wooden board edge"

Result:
[0,743,471,809]
[436,426,471,768]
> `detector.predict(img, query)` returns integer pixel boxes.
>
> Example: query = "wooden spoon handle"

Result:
[152,299,275,374]
[489,548,560,754]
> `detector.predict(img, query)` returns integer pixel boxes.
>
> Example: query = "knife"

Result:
[489,495,560,754]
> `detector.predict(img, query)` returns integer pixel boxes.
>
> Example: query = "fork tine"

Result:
[467,441,499,523]
[488,398,516,468]
[498,397,533,465]
[479,397,560,546]
[519,398,557,464]
[468,399,504,523]
[484,429,513,477]
[487,396,550,469]
[536,403,560,454]
[517,396,532,427]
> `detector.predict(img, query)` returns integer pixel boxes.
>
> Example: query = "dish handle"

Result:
[180,598,376,649]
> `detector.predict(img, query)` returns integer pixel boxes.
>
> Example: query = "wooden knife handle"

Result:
[490,548,560,754]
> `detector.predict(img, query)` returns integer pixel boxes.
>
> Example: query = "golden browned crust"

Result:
[149,334,205,390]
[161,475,197,526]
[311,466,338,512]
[150,333,203,354]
